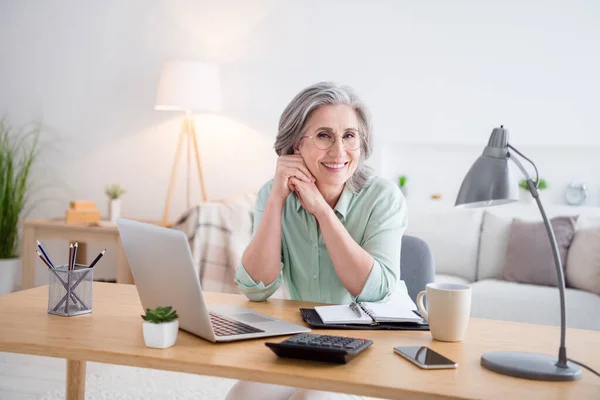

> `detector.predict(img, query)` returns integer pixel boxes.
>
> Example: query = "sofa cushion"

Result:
[471,279,600,331]
[566,226,600,295]
[435,274,472,286]
[477,212,511,280]
[501,216,577,287]
[478,207,600,281]
[406,209,483,282]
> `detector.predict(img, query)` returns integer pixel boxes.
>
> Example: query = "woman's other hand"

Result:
[288,177,328,217]
[271,155,315,203]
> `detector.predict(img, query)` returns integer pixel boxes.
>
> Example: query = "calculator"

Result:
[265,333,373,364]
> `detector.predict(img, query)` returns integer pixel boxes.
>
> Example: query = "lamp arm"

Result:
[509,150,569,368]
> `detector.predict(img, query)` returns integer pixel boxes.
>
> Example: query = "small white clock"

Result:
[565,182,588,206]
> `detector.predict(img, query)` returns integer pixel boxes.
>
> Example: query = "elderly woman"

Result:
[227,82,408,400]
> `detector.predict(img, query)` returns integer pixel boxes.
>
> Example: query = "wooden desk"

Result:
[0,283,598,400]
[20,219,170,289]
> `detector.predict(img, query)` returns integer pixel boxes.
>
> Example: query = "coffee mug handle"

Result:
[416,290,428,322]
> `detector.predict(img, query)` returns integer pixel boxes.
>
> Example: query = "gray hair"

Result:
[274,82,373,193]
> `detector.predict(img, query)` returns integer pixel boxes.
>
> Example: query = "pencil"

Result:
[88,249,106,269]
[68,243,74,271]
[72,242,79,269]
[36,250,54,270]
[36,240,55,268]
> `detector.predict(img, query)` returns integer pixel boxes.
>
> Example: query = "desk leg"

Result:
[66,359,86,400]
[116,235,134,284]
[21,226,36,289]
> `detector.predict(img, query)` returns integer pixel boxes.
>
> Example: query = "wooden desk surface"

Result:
[0,283,598,399]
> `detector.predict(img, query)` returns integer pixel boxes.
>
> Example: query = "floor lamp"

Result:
[155,61,222,224]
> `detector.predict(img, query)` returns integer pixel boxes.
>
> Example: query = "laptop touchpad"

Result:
[232,313,274,324]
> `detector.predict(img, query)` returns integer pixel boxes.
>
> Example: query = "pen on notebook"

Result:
[72,242,79,269]
[68,243,74,271]
[36,240,55,268]
[88,249,106,269]
[350,302,362,317]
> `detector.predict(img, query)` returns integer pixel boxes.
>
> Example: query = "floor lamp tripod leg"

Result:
[162,120,187,224]
[189,120,208,202]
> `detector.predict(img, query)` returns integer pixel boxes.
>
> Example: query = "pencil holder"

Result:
[47,264,94,317]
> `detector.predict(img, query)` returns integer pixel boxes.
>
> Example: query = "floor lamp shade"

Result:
[155,61,222,112]
[155,61,221,224]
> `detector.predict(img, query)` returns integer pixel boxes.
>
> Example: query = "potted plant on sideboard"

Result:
[0,118,43,295]
[141,306,179,349]
[105,184,126,223]
[519,178,548,204]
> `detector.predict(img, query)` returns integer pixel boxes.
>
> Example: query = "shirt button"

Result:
[313,274,317,279]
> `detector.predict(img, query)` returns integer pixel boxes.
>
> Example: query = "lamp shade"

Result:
[155,61,222,112]
[455,127,520,208]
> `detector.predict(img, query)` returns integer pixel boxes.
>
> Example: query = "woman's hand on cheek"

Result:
[288,177,328,217]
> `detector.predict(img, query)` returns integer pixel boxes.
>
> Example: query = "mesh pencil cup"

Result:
[47,264,94,316]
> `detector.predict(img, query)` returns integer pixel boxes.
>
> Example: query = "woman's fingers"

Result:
[283,166,313,183]
[279,156,315,182]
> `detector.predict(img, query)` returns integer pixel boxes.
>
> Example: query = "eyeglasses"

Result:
[302,131,363,151]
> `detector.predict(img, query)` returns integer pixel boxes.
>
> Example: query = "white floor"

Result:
[0,351,237,399]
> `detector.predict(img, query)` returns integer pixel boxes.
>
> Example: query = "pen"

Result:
[68,243,74,271]
[88,249,106,269]
[350,302,362,317]
[72,242,79,269]
[36,240,55,268]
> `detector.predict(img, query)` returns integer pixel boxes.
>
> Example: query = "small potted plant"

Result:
[141,306,179,349]
[105,184,126,223]
[519,178,548,204]
[398,175,408,197]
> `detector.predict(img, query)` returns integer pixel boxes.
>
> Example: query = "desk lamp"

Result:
[155,61,222,224]
[455,125,582,381]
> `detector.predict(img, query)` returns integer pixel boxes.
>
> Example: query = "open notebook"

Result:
[314,301,424,325]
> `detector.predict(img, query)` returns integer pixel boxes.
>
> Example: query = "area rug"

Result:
[40,363,237,400]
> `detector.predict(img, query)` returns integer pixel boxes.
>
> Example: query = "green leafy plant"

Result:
[398,175,407,188]
[519,178,548,190]
[0,118,43,259]
[141,306,179,324]
[105,184,127,200]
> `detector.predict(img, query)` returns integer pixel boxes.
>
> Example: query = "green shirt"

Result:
[234,176,408,304]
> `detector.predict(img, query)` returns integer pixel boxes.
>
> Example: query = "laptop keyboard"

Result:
[209,312,265,336]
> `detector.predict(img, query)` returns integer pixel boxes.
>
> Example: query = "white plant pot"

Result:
[519,189,533,205]
[0,258,21,295]
[400,186,408,198]
[143,320,179,349]
[109,199,121,223]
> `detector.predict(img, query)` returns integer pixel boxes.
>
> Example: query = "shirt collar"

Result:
[294,185,354,220]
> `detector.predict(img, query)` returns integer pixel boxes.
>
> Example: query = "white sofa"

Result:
[406,203,600,331]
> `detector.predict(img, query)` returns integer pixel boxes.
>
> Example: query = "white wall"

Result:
[1,0,599,283]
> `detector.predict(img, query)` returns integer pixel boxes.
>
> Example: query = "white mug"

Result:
[417,283,472,342]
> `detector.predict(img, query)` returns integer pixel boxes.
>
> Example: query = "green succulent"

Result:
[519,178,548,190]
[141,306,179,324]
[105,184,127,200]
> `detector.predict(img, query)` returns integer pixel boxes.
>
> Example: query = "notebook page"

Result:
[314,304,373,325]
[360,301,423,323]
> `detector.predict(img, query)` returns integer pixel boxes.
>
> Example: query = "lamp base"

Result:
[481,351,582,381]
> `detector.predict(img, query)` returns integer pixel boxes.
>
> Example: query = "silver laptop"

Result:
[116,218,310,343]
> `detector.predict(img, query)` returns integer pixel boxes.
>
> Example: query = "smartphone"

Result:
[394,346,458,369]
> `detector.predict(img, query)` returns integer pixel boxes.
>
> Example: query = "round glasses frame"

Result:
[301,133,364,151]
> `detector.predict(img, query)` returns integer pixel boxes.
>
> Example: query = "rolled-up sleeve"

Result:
[355,189,408,303]
[234,181,284,301]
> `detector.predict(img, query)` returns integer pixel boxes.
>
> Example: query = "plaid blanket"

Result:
[172,193,256,294]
